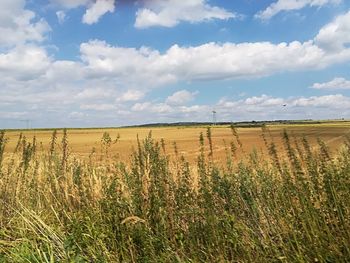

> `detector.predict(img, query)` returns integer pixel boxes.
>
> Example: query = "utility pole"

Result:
[212,110,217,126]
[19,119,31,129]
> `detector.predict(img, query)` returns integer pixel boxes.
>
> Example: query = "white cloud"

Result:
[79,40,327,83]
[69,111,88,119]
[50,0,115,25]
[0,111,30,119]
[82,0,115,25]
[2,10,350,127]
[245,94,284,106]
[131,93,206,117]
[128,93,350,124]
[44,60,84,82]
[76,87,115,100]
[0,45,51,80]
[80,40,178,87]
[217,94,350,120]
[131,102,151,112]
[1,10,349,90]
[315,10,350,51]
[80,11,350,84]
[132,102,172,113]
[80,103,117,111]
[256,0,340,20]
[178,105,208,113]
[311,77,350,89]
[0,0,50,47]
[117,90,145,102]
[135,0,236,28]
[56,11,66,24]
[166,90,198,105]
[292,94,349,108]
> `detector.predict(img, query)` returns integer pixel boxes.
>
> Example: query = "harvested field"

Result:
[3,121,350,163]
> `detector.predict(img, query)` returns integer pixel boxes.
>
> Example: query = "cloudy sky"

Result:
[1,0,350,128]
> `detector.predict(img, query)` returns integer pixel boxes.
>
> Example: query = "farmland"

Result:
[1,122,350,262]
[3,121,350,163]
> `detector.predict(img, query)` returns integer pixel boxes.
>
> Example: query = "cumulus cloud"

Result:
[2,9,350,89]
[315,10,350,51]
[78,39,342,84]
[256,0,340,20]
[79,10,350,86]
[82,0,115,25]
[311,77,350,89]
[2,8,350,127]
[135,0,236,28]
[0,0,50,47]
[80,40,178,87]
[0,45,51,80]
[166,90,198,105]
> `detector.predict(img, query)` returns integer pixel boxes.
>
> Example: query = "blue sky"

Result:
[1,0,350,128]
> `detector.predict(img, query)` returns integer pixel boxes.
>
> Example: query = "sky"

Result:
[1,0,350,128]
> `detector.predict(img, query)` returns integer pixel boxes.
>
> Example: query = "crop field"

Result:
[1,122,350,262]
[3,122,350,163]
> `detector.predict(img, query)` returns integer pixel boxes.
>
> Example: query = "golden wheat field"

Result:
[2,122,350,262]
[3,121,350,163]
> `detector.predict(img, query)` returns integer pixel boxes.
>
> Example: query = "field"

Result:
[3,121,350,163]
[1,122,350,262]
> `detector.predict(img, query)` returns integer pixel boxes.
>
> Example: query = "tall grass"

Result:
[0,127,350,262]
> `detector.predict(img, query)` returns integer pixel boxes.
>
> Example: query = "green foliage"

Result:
[1,128,350,262]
